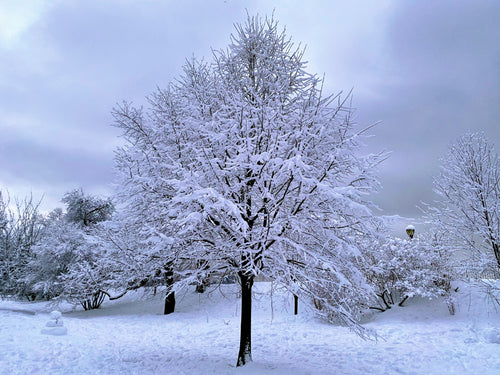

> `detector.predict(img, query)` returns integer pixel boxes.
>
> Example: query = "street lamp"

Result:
[405,224,415,239]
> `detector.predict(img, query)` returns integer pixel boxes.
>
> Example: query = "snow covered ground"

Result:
[1,282,499,375]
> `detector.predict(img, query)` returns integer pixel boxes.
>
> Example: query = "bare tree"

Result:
[430,132,500,275]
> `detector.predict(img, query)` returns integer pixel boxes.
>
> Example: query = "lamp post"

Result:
[405,224,415,239]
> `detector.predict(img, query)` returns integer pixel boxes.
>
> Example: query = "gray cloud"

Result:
[0,138,112,185]
[356,0,500,216]
[0,0,499,218]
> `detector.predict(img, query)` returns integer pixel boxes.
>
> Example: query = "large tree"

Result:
[430,132,500,275]
[114,15,383,366]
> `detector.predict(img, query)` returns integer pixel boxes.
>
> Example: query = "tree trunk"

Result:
[80,290,106,311]
[195,260,210,293]
[163,264,175,315]
[294,294,299,315]
[237,272,254,367]
[195,283,206,293]
[195,276,210,293]
[164,291,175,315]
[493,242,500,270]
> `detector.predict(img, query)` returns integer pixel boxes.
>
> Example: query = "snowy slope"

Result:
[0,282,499,375]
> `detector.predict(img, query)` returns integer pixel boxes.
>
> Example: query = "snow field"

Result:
[0,282,499,375]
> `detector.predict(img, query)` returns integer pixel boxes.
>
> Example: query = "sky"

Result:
[0,0,499,218]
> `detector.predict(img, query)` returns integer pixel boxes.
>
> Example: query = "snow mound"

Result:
[483,327,500,344]
[41,310,67,335]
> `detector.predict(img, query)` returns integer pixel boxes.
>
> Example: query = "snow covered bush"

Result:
[113,14,385,366]
[23,190,117,309]
[56,233,116,311]
[366,231,455,314]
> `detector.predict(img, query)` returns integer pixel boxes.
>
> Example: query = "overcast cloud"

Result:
[0,0,499,219]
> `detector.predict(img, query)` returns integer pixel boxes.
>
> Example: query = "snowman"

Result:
[41,310,68,335]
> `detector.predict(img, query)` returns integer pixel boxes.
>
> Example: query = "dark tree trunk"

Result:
[195,276,210,293]
[80,290,106,311]
[164,291,175,315]
[493,242,500,270]
[195,283,206,293]
[237,272,254,367]
[398,295,409,307]
[163,264,175,315]
[195,260,210,293]
[294,294,299,315]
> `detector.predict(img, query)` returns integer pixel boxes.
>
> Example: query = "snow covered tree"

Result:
[95,215,178,303]
[62,188,114,227]
[0,191,11,295]
[25,215,88,301]
[113,15,384,366]
[0,192,45,299]
[24,190,116,308]
[54,230,117,310]
[430,133,500,277]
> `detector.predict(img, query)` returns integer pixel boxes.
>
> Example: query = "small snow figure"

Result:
[405,224,415,239]
[41,310,67,335]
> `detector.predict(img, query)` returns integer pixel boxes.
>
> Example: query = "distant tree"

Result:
[0,191,10,295]
[113,15,384,366]
[0,191,44,299]
[24,215,87,300]
[25,190,116,308]
[54,230,117,310]
[62,188,114,227]
[430,133,500,276]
